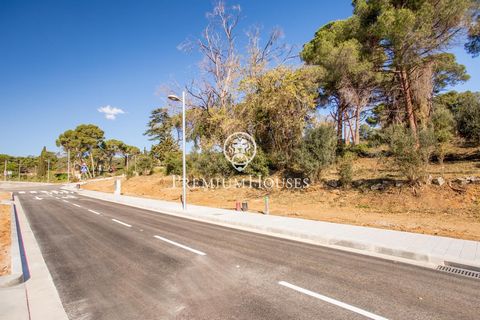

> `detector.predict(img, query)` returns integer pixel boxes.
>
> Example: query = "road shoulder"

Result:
[14,196,68,320]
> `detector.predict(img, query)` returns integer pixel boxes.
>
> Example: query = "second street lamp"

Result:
[168,91,187,211]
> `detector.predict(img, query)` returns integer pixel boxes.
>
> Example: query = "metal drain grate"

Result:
[436,265,480,280]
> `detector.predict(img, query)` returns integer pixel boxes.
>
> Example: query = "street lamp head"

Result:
[167,94,181,102]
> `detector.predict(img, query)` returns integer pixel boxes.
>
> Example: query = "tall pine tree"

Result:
[37,146,47,177]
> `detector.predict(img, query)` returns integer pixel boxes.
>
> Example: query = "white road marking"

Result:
[19,191,25,194]
[153,235,206,256]
[278,281,388,320]
[88,209,101,215]
[111,219,132,228]
[41,191,49,194]
[30,191,37,194]
[72,203,82,208]
[34,196,42,200]
[52,190,59,194]
[63,200,69,203]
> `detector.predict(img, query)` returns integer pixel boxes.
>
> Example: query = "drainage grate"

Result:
[436,265,480,280]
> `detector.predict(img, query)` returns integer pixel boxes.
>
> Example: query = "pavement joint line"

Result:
[153,235,207,256]
[72,203,82,208]
[88,209,101,215]
[278,281,388,320]
[111,218,132,228]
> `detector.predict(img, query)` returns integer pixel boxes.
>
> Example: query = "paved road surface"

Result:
[14,187,480,320]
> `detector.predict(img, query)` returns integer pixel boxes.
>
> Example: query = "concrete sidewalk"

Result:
[71,186,480,270]
[0,195,68,320]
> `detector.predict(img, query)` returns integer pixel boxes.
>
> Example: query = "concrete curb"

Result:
[14,196,69,320]
[70,187,480,270]
[0,204,24,288]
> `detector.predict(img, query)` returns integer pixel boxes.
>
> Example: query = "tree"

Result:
[178,1,292,148]
[122,145,141,170]
[37,146,48,177]
[75,124,105,177]
[56,124,105,178]
[104,139,125,170]
[354,0,475,142]
[465,4,480,57]
[240,66,321,168]
[301,17,379,145]
[144,108,179,163]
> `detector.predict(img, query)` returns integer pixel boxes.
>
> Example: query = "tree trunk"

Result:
[337,103,345,145]
[90,151,95,178]
[354,106,360,145]
[399,69,419,146]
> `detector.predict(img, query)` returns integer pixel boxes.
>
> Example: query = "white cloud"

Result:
[98,105,125,120]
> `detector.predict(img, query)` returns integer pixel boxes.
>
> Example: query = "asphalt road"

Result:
[14,187,480,320]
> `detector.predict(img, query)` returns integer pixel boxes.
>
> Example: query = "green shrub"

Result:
[126,167,135,179]
[385,125,435,183]
[164,152,182,176]
[346,143,370,157]
[136,155,153,176]
[451,92,480,145]
[243,148,270,177]
[431,105,455,164]
[189,151,234,179]
[337,152,355,187]
[289,124,337,181]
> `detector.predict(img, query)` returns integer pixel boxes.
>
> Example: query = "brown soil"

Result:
[83,159,480,242]
[0,192,11,276]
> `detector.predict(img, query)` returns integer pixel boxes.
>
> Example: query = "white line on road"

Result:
[34,196,42,200]
[72,203,82,208]
[278,281,388,320]
[30,191,37,194]
[88,209,101,215]
[62,200,69,203]
[153,235,206,256]
[111,219,132,227]
[19,191,25,194]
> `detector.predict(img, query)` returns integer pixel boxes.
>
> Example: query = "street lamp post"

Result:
[168,91,187,211]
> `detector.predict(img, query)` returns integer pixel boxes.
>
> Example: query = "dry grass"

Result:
[0,200,11,276]
[0,192,11,201]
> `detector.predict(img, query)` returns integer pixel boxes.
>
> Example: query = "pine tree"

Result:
[37,146,47,177]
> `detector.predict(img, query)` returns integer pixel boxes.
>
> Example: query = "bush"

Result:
[385,125,435,183]
[454,92,480,145]
[136,155,153,176]
[243,148,270,177]
[164,151,182,176]
[126,167,136,179]
[346,143,370,157]
[337,152,355,187]
[431,105,455,165]
[189,151,234,179]
[289,124,337,181]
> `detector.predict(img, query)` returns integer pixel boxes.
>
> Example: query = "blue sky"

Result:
[0,0,478,156]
